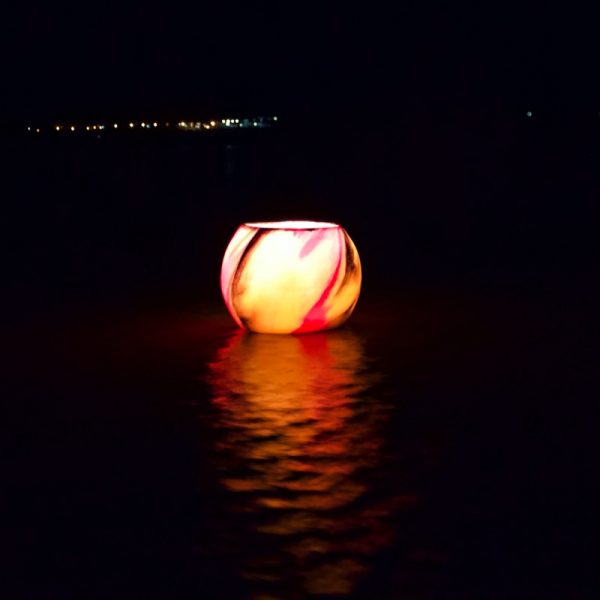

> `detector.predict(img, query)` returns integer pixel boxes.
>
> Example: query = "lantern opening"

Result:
[244,220,338,230]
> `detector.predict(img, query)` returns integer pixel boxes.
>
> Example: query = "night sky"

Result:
[4,2,599,123]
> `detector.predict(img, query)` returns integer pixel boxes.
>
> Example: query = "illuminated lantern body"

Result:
[220,220,361,334]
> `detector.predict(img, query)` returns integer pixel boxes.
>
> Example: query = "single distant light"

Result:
[141,122,146,127]
[27,126,31,131]
[113,123,118,128]
[273,116,278,121]
[92,125,97,130]
[153,122,157,127]
[55,125,61,131]
[221,221,362,334]
[71,126,75,131]
[36,128,40,133]
[129,122,134,128]
[210,120,216,127]
[86,126,90,131]
[526,111,533,117]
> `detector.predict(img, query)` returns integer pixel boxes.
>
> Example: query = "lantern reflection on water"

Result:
[206,330,411,596]
[220,221,361,334]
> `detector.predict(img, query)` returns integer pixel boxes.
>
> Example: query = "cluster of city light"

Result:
[177,116,277,131]
[26,116,278,134]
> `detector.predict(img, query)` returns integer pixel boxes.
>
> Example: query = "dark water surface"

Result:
[3,119,597,597]
[5,291,595,598]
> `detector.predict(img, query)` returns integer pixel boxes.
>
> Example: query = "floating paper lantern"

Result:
[220,220,362,334]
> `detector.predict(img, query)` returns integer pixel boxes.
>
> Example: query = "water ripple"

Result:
[204,328,416,597]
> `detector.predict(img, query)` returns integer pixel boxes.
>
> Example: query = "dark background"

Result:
[3,2,599,598]
[4,2,600,120]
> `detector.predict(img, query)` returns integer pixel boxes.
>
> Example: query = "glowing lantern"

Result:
[220,220,361,334]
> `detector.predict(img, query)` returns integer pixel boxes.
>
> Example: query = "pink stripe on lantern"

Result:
[221,226,257,329]
[293,228,344,334]
[299,228,328,259]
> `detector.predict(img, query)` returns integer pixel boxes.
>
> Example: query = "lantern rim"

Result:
[244,220,339,230]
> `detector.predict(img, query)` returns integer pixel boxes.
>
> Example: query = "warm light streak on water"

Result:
[206,329,416,596]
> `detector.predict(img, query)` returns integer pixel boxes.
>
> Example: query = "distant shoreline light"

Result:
[27,116,279,134]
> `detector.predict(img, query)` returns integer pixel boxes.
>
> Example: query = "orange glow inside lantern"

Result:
[220,220,362,334]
